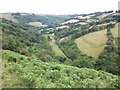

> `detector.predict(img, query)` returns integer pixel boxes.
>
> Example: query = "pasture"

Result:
[28,22,47,27]
[45,34,66,57]
[75,30,107,58]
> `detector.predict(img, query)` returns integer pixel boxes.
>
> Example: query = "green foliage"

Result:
[4,50,118,88]
[57,40,95,69]
[91,25,100,31]
[2,50,29,62]
[2,19,55,61]
[96,29,118,75]
[107,24,115,29]
[54,56,66,63]
[2,34,26,53]
[14,14,71,26]
[55,27,79,39]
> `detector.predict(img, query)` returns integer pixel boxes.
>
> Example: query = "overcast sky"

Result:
[0,0,119,15]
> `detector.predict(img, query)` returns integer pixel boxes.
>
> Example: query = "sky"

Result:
[0,0,119,15]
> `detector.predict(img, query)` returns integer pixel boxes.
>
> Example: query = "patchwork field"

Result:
[28,22,47,27]
[97,13,112,19]
[61,19,79,25]
[75,30,108,58]
[56,25,69,30]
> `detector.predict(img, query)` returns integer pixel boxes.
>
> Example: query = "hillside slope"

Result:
[2,50,118,88]
[75,29,107,58]
[13,14,71,25]
[0,13,18,23]
[75,23,118,58]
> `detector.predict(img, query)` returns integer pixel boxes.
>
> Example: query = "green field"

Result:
[111,23,119,38]
[46,34,66,57]
[28,21,47,27]
[75,23,118,58]
[75,30,108,58]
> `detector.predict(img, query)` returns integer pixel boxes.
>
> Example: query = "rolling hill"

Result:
[13,13,72,26]
[75,23,118,58]
[2,50,118,88]
[0,13,18,23]
[75,29,108,58]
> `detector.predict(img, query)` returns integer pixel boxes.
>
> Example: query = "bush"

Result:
[7,57,118,88]
[21,49,30,56]
[8,56,16,62]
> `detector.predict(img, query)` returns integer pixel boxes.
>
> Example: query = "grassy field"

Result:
[75,23,119,58]
[75,29,108,58]
[97,13,112,19]
[56,25,69,30]
[61,19,79,25]
[45,34,66,57]
[28,22,47,27]
[111,23,119,38]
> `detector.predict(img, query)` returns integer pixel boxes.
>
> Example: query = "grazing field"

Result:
[45,34,66,57]
[61,19,79,25]
[75,30,108,58]
[76,22,88,25]
[28,22,47,27]
[56,25,69,30]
